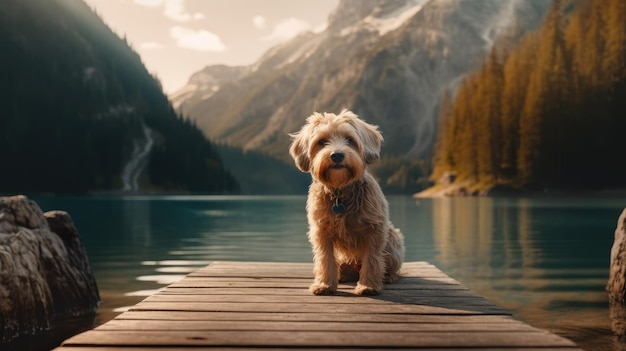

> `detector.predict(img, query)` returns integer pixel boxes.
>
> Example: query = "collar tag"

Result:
[332,203,346,213]
[332,190,345,213]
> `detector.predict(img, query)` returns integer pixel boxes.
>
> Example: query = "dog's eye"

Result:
[345,137,353,145]
[318,139,327,146]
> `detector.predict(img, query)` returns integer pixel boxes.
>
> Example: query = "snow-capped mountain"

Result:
[171,0,549,160]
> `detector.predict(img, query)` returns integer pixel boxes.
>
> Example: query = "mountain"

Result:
[171,65,248,112]
[428,0,626,195]
[171,0,550,169]
[0,0,239,194]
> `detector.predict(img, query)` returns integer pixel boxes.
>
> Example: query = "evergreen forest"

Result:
[214,144,311,195]
[0,0,239,194]
[432,0,626,193]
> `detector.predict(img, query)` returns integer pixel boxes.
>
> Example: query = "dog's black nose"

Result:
[331,152,344,163]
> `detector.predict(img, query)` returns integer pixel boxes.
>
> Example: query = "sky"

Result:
[83,0,339,94]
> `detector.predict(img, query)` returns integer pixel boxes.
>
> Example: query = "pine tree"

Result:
[517,0,567,187]
[579,0,606,88]
[432,90,455,181]
[500,34,538,179]
[454,76,480,183]
[484,47,504,182]
[603,0,626,85]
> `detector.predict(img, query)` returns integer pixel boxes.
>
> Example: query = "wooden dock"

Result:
[55,261,581,350]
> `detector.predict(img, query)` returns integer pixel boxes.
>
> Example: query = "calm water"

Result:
[31,195,626,350]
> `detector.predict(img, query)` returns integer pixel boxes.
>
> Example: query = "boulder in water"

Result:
[0,195,100,345]
[608,208,626,340]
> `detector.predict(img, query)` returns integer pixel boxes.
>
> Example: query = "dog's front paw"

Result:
[310,282,336,295]
[355,283,381,296]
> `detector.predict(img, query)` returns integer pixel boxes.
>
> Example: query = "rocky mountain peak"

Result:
[170,0,549,165]
[170,65,246,110]
[327,0,431,35]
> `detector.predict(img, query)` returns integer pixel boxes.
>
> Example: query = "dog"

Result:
[289,109,405,296]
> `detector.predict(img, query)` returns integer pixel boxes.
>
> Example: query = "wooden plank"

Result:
[147,290,499,307]
[158,287,480,297]
[181,276,456,284]
[61,330,577,348]
[146,290,489,301]
[205,261,435,269]
[141,293,498,307]
[130,301,508,315]
[96,319,540,332]
[55,261,581,350]
[169,279,466,290]
[189,267,447,278]
[204,261,438,269]
[112,310,521,324]
[188,270,450,279]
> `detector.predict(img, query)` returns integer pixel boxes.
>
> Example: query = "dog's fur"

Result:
[289,110,405,295]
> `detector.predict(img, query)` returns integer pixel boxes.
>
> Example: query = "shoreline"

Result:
[414,183,626,199]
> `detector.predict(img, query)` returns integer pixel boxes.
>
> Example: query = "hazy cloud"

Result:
[170,26,226,51]
[141,41,165,49]
[133,0,162,7]
[134,0,205,22]
[253,15,267,29]
[164,0,198,22]
[262,18,311,42]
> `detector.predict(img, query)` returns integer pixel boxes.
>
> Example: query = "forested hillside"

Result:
[0,0,238,194]
[431,0,626,193]
[215,144,310,195]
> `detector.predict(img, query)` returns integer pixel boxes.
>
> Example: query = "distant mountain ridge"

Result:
[170,65,248,111]
[171,0,550,164]
[0,0,238,194]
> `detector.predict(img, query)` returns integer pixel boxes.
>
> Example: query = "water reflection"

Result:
[121,198,152,246]
[429,197,616,350]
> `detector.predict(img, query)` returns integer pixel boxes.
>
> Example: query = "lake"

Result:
[31,194,626,350]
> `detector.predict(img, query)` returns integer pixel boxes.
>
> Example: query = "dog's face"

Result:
[289,110,383,189]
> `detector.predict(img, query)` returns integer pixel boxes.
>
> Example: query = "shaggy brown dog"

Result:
[289,110,405,295]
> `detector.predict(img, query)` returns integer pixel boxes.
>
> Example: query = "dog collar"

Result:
[331,190,346,213]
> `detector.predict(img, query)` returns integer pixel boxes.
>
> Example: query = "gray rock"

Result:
[608,208,626,339]
[0,195,100,344]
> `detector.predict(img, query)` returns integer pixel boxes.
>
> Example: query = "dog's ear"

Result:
[345,111,383,164]
[359,122,383,164]
[288,126,311,172]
